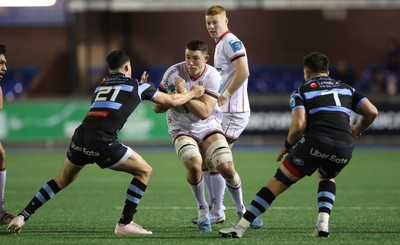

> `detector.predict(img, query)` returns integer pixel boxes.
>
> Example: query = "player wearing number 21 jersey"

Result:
[7,50,204,235]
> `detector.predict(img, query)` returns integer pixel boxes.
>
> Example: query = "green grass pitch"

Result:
[1,147,399,244]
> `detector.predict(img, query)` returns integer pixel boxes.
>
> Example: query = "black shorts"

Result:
[66,126,131,169]
[284,135,354,179]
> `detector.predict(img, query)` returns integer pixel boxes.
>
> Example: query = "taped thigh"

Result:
[206,139,232,167]
[174,138,201,162]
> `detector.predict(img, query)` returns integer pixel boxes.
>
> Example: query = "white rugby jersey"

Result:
[158,61,223,130]
[214,31,250,113]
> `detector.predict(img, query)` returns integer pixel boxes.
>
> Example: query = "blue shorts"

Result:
[66,126,131,169]
[284,135,354,179]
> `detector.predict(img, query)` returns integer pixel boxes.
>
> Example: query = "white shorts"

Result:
[169,119,223,144]
[221,112,250,143]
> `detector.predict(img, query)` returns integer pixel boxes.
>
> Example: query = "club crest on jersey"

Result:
[289,97,296,108]
[229,40,243,52]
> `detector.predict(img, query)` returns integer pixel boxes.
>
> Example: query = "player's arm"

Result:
[351,99,378,138]
[152,85,204,110]
[218,56,249,105]
[172,76,216,119]
[276,108,307,161]
[152,100,169,113]
[184,92,217,120]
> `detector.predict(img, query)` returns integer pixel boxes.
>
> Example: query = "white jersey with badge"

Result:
[214,32,250,113]
[159,62,223,139]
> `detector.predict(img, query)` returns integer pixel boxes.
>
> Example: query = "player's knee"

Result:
[225,172,241,187]
[143,164,153,178]
[318,168,337,179]
[174,138,201,162]
[206,139,233,168]
[274,168,295,187]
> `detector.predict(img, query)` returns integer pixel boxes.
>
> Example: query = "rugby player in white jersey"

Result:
[201,5,263,228]
[153,40,246,231]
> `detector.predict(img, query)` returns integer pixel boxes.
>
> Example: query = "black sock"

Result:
[317,180,336,214]
[243,187,275,223]
[20,179,60,221]
[118,178,147,225]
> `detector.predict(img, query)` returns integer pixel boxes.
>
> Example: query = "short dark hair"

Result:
[106,50,130,70]
[186,40,208,54]
[303,52,329,73]
[0,44,6,55]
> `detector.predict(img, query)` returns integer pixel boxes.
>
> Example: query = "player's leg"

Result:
[219,162,302,238]
[8,157,83,233]
[110,147,153,235]
[202,134,243,219]
[219,112,263,228]
[0,142,15,225]
[173,136,211,231]
[313,172,336,238]
[312,137,353,237]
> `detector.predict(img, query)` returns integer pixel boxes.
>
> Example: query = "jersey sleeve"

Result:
[139,82,158,101]
[204,67,222,100]
[289,89,305,110]
[351,90,367,112]
[224,34,246,62]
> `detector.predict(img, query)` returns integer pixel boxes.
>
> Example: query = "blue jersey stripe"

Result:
[309,106,351,115]
[355,97,367,112]
[304,88,352,99]
[91,101,122,110]
[138,83,151,100]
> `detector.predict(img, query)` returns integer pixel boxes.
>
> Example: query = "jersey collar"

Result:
[305,76,331,85]
[216,30,230,44]
[187,65,207,81]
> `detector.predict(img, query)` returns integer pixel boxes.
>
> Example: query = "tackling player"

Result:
[7,50,204,235]
[219,52,378,238]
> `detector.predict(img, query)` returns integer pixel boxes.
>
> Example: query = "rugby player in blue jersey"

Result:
[219,52,378,238]
[7,50,204,235]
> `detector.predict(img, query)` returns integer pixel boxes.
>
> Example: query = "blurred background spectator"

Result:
[331,59,355,86]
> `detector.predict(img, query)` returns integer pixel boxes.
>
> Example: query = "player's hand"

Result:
[217,96,227,107]
[276,146,289,162]
[351,124,362,139]
[140,71,149,83]
[174,77,186,93]
[190,85,205,98]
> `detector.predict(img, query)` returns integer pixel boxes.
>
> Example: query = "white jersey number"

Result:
[95,86,121,102]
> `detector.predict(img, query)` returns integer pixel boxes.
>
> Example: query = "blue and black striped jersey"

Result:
[81,73,158,137]
[289,76,367,143]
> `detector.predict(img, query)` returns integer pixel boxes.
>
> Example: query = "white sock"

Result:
[210,172,225,216]
[188,179,209,219]
[202,170,213,205]
[0,169,5,211]
[226,175,245,215]
[317,212,330,225]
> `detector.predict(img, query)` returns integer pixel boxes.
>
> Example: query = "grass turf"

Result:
[1,147,399,244]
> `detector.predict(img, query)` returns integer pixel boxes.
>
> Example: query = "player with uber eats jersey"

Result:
[219,52,378,239]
